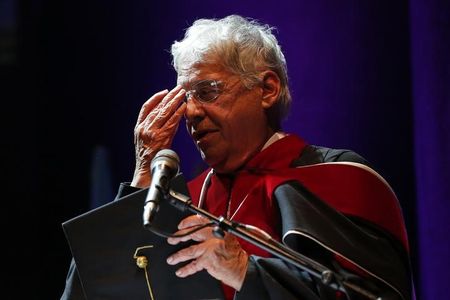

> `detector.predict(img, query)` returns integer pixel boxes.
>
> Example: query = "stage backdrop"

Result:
[4,1,448,299]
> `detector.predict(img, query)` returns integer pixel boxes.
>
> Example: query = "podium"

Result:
[62,175,223,300]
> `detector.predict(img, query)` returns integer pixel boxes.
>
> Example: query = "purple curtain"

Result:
[9,0,449,299]
[411,1,450,299]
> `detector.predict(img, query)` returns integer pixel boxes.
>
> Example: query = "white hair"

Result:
[170,15,291,130]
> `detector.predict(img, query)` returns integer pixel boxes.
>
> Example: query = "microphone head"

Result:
[151,149,180,176]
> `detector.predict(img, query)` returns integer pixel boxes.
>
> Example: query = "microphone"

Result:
[143,149,180,228]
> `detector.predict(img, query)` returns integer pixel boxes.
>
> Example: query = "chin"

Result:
[198,147,244,173]
[200,150,227,172]
[202,154,222,170]
[205,156,243,174]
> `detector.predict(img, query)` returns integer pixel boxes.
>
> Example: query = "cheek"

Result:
[225,103,265,132]
[210,91,265,140]
[217,109,243,139]
[219,111,261,151]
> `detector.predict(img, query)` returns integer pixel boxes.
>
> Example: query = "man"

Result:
[62,15,414,299]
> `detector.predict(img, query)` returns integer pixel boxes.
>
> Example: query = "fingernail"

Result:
[166,256,173,264]
[175,270,182,276]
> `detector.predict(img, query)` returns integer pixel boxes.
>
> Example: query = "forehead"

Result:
[177,62,230,87]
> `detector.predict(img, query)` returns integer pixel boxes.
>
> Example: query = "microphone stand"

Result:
[165,189,382,300]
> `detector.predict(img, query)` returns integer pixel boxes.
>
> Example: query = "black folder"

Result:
[62,174,223,300]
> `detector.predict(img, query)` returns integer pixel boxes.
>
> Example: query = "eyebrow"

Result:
[185,79,218,89]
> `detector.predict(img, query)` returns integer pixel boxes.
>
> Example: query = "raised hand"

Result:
[131,86,186,188]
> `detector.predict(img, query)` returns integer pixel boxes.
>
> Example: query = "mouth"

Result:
[192,128,218,142]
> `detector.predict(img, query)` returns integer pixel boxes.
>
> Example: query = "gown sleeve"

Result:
[236,180,412,300]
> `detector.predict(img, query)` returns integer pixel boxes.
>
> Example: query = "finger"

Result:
[151,98,186,145]
[167,231,191,245]
[160,87,186,118]
[167,214,211,244]
[136,89,168,125]
[162,99,187,133]
[166,102,187,133]
[178,215,209,230]
[156,85,183,110]
[148,87,185,128]
[174,259,205,278]
[166,244,205,265]
[167,224,210,245]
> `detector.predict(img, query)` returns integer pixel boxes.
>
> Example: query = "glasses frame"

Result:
[185,79,225,103]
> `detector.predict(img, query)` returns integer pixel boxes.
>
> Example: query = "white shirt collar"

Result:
[261,132,288,151]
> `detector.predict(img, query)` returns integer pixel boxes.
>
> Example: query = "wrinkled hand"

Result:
[131,86,186,188]
[166,215,249,291]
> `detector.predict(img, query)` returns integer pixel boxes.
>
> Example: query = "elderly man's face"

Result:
[179,63,273,173]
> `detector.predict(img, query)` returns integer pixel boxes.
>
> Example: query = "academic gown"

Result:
[60,134,414,300]
[186,134,413,300]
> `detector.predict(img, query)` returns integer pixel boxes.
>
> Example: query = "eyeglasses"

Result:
[185,79,225,103]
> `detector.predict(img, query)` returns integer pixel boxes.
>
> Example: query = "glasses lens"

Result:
[191,80,222,103]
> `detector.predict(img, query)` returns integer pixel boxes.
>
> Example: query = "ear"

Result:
[260,71,281,109]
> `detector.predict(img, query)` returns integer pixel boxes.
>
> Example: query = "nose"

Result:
[184,97,205,122]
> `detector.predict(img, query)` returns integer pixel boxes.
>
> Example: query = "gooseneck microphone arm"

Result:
[164,188,383,300]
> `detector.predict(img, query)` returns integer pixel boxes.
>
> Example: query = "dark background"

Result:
[2,0,449,299]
